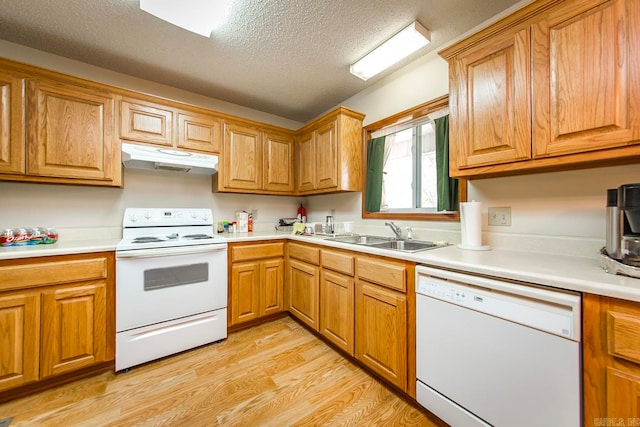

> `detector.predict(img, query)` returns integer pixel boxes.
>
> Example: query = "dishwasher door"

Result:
[415,266,581,427]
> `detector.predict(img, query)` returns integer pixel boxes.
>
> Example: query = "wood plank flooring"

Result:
[0,317,445,426]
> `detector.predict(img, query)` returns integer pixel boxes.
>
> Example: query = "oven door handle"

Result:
[116,244,227,259]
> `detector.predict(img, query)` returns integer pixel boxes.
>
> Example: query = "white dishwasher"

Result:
[415,265,581,427]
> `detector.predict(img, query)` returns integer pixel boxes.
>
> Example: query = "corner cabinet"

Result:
[0,252,115,396]
[214,120,295,194]
[440,0,640,178]
[296,107,365,194]
[583,293,640,421]
[229,241,285,328]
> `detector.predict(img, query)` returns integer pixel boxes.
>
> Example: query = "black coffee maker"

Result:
[607,183,640,266]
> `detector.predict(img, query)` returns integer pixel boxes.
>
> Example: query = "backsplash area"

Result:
[0,168,299,239]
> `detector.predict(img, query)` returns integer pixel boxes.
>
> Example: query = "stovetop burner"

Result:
[132,236,164,243]
[183,234,214,240]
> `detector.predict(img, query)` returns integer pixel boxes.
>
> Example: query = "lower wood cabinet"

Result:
[355,280,407,390]
[229,241,285,327]
[285,242,413,394]
[0,252,114,394]
[288,258,320,330]
[320,270,354,355]
[0,291,40,391]
[584,293,640,421]
[40,282,108,378]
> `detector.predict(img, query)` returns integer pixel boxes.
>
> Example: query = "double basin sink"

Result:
[324,234,448,253]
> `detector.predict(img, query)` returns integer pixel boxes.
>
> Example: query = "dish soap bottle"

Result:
[297,203,307,223]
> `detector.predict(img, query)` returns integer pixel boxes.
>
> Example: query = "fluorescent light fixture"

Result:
[350,21,431,81]
[140,0,233,37]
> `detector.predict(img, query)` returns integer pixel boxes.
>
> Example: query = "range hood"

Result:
[121,142,218,175]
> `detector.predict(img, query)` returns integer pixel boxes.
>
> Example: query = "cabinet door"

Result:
[607,368,640,418]
[315,119,339,189]
[0,292,39,392]
[355,281,407,390]
[0,71,25,175]
[40,282,107,378]
[320,270,354,355]
[532,0,640,157]
[263,131,294,192]
[451,27,531,169]
[177,111,221,153]
[296,131,315,192]
[223,122,261,190]
[260,258,284,316]
[230,261,260,325]
[288,259,319,330]
[26,80,118,183]
[119,98,173,146]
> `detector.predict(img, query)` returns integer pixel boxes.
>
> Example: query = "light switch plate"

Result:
[488,207,511,226]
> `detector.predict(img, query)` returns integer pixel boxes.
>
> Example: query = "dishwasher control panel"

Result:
[416,272,579,340]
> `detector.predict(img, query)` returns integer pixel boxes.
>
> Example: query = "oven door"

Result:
[116,244,227,332]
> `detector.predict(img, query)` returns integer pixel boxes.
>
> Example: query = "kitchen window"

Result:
[362,95,465,221]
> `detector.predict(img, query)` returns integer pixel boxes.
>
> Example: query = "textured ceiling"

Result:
[0,0,522,123]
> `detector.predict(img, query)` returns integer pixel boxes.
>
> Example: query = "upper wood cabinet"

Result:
[0,59,121,187]
[118,97,221,154]
[531,0,640,157]
[0,70,25,175]
[26,79,119,185]
[296,107,365,194]
[214,120,295,194]
[440,0,640,178]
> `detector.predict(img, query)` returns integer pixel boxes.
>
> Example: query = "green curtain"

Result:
[434,115,459,211]
[364,136,386,212]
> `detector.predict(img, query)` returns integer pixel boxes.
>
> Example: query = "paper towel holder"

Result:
[457,200,491,251]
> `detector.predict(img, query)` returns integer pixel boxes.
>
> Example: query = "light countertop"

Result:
[3,231,639,303]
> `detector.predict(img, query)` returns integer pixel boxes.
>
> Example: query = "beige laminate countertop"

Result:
[227,231,640,303]
[0,238,120,260]
[2,231,639,303]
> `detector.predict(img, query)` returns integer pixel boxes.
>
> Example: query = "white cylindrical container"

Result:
[458,201,490,250]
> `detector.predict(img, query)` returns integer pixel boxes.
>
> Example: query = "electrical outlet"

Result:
[251,209,258,221]
[488,207,511,226]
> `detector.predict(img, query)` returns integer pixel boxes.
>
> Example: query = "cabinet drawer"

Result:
[322,249,354,276]
[0,256,108,291]
[608,310,640,365]
[288,243,320,265]
[231,242,284,262]
[357,256,406,292]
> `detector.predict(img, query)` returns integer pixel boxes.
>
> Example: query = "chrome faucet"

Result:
[385,221,403,239]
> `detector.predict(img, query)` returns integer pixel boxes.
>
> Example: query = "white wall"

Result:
[1,40,638,256]
[0,41,302,238]
[0,169,300,238]
[318,49,640,256]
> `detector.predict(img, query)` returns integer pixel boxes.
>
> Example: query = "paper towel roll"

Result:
[458,201,490,250]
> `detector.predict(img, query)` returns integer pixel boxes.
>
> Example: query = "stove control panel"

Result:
[123,208,212,227]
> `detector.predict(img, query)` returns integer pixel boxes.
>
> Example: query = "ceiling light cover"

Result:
[140,0,233,37]
[350,21,431,81]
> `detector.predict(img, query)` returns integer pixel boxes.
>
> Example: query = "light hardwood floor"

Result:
[0,317,444,426]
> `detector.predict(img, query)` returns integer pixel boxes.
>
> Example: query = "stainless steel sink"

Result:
[367,240,442,252]
[325,234,447,253]
[326,235,393,245]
